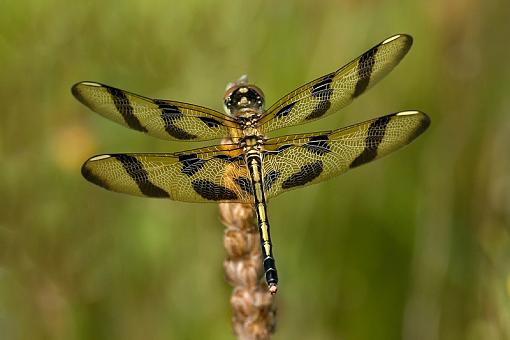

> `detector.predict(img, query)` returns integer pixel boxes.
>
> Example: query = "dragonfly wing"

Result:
[261,110,430,199]
[72,81,242,141]
[259,34,413,133]
[81,144,254,203]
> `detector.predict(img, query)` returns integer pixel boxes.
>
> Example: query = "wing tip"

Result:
[396,110,431,142]
[81,155,112,190]
[416,111,431,135]
[71,81,104,101]
[88,154,113,161]
[396,110,421,116]
[397,109,430,123]
[71,82,83,100]
[383,33,413,46]
[71,81,102,91]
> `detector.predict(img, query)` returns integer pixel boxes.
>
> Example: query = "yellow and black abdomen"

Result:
[245,148,278,293]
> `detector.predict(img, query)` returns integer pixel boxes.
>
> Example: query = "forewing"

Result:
[259,34,413,132]
[72,81,242,141]
[81,144,254,203]
[261,111,430,199]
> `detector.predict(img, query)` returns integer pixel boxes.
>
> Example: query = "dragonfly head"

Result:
[224,75,265,117]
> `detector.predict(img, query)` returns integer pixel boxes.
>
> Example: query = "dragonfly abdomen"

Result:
[246,149,278,294]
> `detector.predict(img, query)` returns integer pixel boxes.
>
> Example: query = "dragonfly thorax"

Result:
[240,135,264,152]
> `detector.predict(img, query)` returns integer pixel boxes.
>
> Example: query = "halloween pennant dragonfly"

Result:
[73,34,430,294]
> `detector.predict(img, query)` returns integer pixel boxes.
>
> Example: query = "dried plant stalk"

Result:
[220,188,276,339]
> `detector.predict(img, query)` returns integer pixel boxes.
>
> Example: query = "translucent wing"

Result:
[81,144,254,203]
[261,111,430,199]
[259,34,413,133]
[72,81,242,141]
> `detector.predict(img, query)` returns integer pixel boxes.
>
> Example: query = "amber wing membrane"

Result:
[259,34,413,133]
[81,144,255,203]
[72,82,242,141]
[261,111,430,199]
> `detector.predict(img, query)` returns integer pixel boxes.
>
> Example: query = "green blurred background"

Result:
[1,0,509,339]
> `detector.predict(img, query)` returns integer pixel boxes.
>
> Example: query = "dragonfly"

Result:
[72,34,430,294]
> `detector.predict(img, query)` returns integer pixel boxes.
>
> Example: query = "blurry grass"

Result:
[1,0,510,339]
